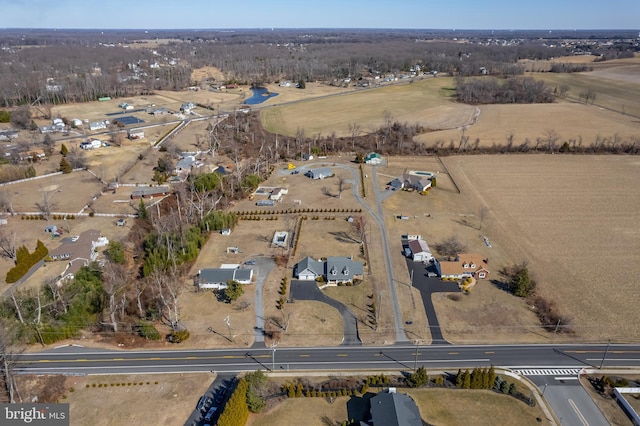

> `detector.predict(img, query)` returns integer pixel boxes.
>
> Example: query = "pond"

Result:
[244,87,279,105]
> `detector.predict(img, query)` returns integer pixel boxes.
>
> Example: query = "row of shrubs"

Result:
[309,216,337,220]
[237,208,363,215]
[86,381,158,388]
[6,240,48,283]
[276,277,288,310]
[21,214,76,220]
[238,216,278,221]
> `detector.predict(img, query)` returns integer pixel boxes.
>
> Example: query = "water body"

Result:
[244,87,279,105]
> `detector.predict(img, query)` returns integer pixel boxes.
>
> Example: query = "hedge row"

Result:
[6,240,48,283]
[237,208,362,215]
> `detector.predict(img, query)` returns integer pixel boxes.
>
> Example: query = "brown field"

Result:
[370,156,539,343]
[61,373,212,426]
[260,77,476,137]
[191,65,226,82]
[443,154,640,340]
[247,388,546,426]
[416,101,640,148]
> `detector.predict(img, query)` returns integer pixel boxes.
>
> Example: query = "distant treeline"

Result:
[455,76,554,104]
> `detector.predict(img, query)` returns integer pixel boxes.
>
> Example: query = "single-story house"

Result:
[437,254,490,280]
[365,152,382,165]
[0,130,19,140]
[305,167,332,180]
[198,267,253,289]
[269,188,288,201]
[294,256,364,284]
[402,173,432,192]
[130,186,170,200]
[369,389,422,426]
[89,121,107,131]
[19,149,46,161]
[70,118,83,127]
[407,239,433,262]
[175,155,197,175]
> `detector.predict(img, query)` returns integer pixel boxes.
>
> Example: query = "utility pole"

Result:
[270,341,278,371]
[600,339,611,369]
[414,339,420,372]
[224,316,232,342]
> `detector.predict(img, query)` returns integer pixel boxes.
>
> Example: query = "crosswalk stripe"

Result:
[511,368,581,376]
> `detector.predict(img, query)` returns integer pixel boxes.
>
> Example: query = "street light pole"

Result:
[600,339,611,369]
[270,341,278,371]
[414,339,420,372]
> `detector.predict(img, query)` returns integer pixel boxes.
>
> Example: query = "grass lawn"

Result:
[260,77,476,137]
[247,388,547,426]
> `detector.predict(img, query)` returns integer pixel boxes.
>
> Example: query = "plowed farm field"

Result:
[443,154,640,340]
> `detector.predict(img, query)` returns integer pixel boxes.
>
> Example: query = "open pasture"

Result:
[260,77,476,137]
[415,101,640,148]
[443,154,640,340]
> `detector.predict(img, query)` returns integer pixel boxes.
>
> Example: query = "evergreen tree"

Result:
[455,369,463,388]
[60,143,69,156]
[59,157,72,174]
[462,369,471,389]
[488,366,497,390]
[224,280,244,302]
[137,199,148,220]
[217,378,249,426]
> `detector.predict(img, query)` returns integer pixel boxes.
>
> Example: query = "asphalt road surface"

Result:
[14,343,640,376]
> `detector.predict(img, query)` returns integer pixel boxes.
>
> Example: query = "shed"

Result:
[45,225,58,233]
[305,167,332,180]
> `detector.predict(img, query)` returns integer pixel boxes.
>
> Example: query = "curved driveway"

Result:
[290,280,361,346]
[286,162,408,343]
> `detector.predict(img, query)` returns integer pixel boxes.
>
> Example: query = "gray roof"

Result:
[370,392,422,426]
[306,167,332,179]
[295,256,324,277]
[326,256,363,281]
[131,186,170,198]
[199,268,252,284]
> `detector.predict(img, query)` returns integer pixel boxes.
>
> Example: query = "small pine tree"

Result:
[455,369,463,387]
[462,369,471,389]
[59,157,72,174]
[137,199,148,220]
[60,143,69,156]
[488,366,497,390]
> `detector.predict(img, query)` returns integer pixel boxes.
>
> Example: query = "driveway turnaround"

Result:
[290,279,361,345]
[405,259,460,345]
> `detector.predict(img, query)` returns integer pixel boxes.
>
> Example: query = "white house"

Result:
[269,188,288,201]
[89,121,107,131]
[364,152,382,165]
[294,256,364,284]
[305,167,332,180]
[408,239,433,262]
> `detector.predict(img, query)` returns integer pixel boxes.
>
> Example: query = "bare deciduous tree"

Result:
[0,319,21,403]
[0,231,17,261]
[336,175,350,200]
[348,122,361,150]
[102,262,127,333]
[35,189,57,220]
[434,235,468,258]
[150,268,185,331]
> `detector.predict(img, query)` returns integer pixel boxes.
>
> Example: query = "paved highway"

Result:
[14,343,640,376]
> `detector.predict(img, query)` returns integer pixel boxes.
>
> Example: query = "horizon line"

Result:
[0,27,638,32]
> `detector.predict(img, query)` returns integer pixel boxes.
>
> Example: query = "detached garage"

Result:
[408,239,433,262]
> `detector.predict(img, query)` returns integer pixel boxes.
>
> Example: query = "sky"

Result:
[1,0,639,30]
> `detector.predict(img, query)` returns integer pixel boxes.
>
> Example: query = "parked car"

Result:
[204,406,218,421]
[71,236,79,242]
[196,396,211,412]
[244,259,256,265]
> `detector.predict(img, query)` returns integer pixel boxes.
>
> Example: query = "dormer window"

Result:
[463,263,469,268]
[330,266,337,276]
[470,263,476,268]
[342,267,349,276]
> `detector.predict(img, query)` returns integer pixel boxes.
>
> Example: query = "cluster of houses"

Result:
[39,118,66,134]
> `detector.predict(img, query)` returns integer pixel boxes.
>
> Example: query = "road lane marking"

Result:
[113,358,124,361]
[336,354,348,357]
[448,352,459,355]
[568,398,590,426]
[485,351,495,354]
[299,355,310,358]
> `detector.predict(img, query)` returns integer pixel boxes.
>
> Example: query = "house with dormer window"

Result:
[436,253,489,280]
[294,256,364,284]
